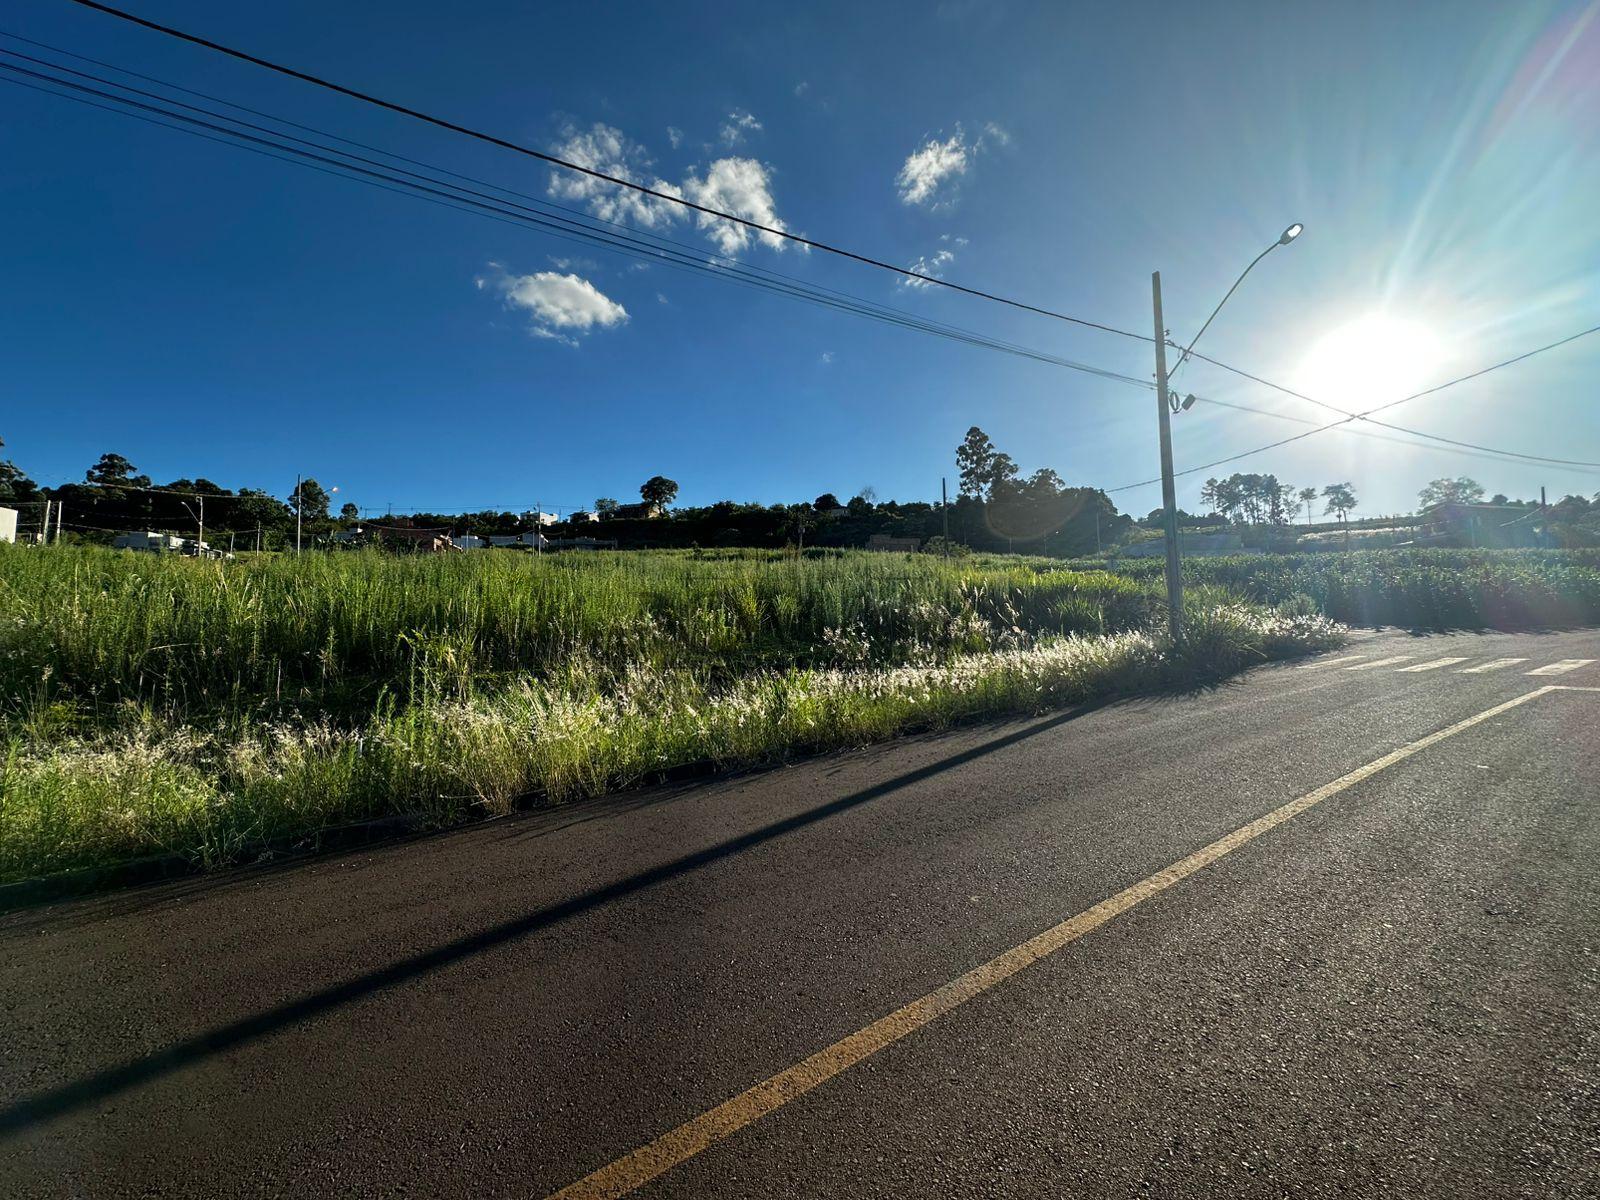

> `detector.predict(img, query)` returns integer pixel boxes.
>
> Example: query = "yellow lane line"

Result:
[544,686,1569,1200]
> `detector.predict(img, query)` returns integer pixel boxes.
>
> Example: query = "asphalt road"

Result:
[2,628,1597,1198]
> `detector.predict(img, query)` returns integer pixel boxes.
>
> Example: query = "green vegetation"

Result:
[0,546,1340,883]
[1088,548,1600,630]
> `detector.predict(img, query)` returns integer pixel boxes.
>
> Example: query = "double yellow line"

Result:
[549,685,1591,1199]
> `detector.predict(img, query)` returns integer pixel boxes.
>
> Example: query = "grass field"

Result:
[0,546,1341,884]
[1087,548,1600,630]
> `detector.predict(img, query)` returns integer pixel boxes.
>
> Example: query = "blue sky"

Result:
[3,0,1598,519]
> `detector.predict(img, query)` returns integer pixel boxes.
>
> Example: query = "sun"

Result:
[1296,314,1446,409]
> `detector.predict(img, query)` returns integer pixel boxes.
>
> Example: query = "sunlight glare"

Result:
[1296,314,1447,409]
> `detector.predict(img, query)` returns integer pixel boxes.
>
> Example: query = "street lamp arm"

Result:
[1166,241,1278,380]
[1166,223,1301,385]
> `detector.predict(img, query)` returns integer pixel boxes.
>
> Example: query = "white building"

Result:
[455,534,487,549]
[0,506,17,544]
[520,510,560,527]
[113,531,186,553]
[568,510,601,523]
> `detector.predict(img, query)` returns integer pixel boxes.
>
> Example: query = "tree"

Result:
[1418,476,1485,509]
[1322,482,1357,524]
[813,492,841,511]
[594,497,619,515]
[1297,487,1318,527]
[86,452,147,489]
[289,477,331,522]
[988,453,1019,492]
[0,436,39,503]
[955,427,997,499]
[640,475,679,510]
[339,502,360,523]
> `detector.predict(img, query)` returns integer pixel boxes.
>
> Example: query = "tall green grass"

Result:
[0,546,1343,884]
[1089,549,1600,629]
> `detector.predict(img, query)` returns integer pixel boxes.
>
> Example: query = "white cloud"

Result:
[682,157,792,256]
[547,122,684,228]
[548,121,792,259]
[901,234,967,288]
[895,124,1006,207]
[719,109,763,147]
[478,263,628,346]
[820,350,835,364]
[656,292,669,304]
[793,81,810,97]
[666,125,683,149]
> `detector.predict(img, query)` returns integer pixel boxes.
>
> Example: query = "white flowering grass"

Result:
[0,606,1343,883]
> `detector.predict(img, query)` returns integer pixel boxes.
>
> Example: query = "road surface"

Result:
[2,628,1597,1198]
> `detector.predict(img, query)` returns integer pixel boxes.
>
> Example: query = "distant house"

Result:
[520,531,550,549]
[610,502,664,520]
[375,526,454,553]
[488,534,523,548]
[0,506,16,544]
[544,536,619,552]
[455,534,488,549]
[1418,502,1546,548]
[1119,531,1243,558]
[520,510,560,527]
[112,531,186,553]
[567,510,601,523]
[865,534,921,553]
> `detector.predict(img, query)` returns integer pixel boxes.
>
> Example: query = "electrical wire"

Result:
[1108,326,1600,493]
[60,0,1154,343]
[20,17,1600,493]
[0,52,1155,391]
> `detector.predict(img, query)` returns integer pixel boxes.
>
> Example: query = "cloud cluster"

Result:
[895,123,1007,207]
[719,109,763,147]
[549,120,792,259]
[477,263,628,346]
[547,123,684,229]
[902,234,968,288]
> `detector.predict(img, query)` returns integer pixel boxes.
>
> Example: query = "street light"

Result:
[1150,222,1304,642]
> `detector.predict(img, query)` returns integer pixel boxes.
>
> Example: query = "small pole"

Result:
[295,475,303,554]
[197,494,204,556]
[54,502,63,545]
[941,477,949,557]
[41,499,50,545]
[1151,271,1184,642]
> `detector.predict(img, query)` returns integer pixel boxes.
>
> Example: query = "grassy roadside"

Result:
[1,592,1342,884]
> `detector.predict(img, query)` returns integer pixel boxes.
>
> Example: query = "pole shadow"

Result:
[0,703,1098,1138]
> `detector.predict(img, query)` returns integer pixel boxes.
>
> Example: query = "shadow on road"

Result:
[0,703,1095,1139]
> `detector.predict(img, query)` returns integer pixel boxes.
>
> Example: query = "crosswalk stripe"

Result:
[1457,657,1528,673]
[1297,655,1367,670]
[1396,657,1469,672]
[1345,655,1413,671]
[1526,658,1596,676]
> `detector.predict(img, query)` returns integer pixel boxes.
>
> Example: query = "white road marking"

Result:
[1345,655,1413,671]
[1526,659,1596,676]
[1297,655,1368,670]
[1396,657,1470,673]
[1457,658,1528,673]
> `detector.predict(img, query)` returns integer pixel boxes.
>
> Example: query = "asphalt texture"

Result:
[2,628,1597,1198]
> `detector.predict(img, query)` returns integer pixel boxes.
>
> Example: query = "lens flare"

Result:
[1296,314,1447,409]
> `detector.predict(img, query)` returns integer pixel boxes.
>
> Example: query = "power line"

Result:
[1170,327,1600,468]
[28,11,1600,490]
[1108,324,1600,492]
[62,0,1153,343]
[0,52,1155,391]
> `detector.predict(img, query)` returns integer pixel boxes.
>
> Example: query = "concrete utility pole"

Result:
[1151,271,1184,643]
[41,499,50,545]
[54,502,64,544]
[941,477,949,557]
